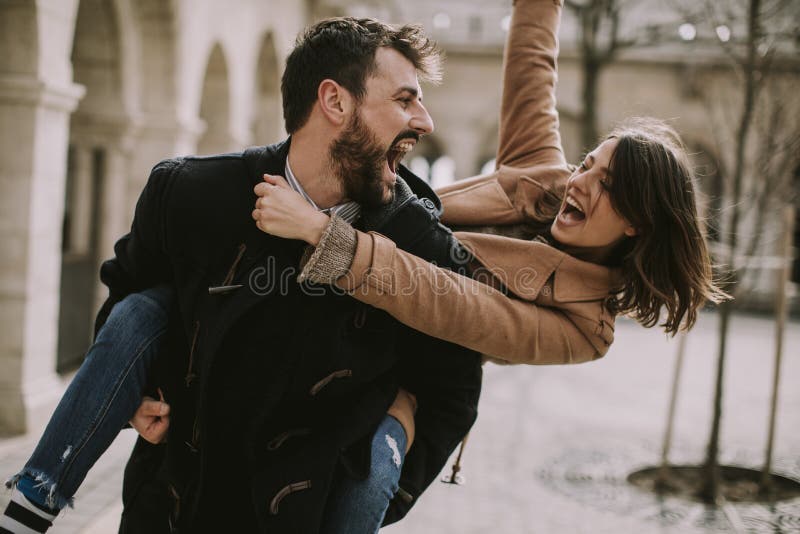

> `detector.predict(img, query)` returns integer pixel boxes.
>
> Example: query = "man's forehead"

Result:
[370,47,422,95]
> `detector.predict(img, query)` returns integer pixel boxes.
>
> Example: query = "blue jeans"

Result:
[322,414,408,534]
[6,286,172,510]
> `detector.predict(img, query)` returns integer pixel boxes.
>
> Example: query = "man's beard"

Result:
[328,111,393,208]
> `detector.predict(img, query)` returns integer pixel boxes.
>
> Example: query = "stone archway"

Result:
[0,0,85,433]
[58,0,133,372]
[253,32,282,144]
[197,43,232,155]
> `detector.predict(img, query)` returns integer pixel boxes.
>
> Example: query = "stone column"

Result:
[92,142,134,315]
[67,145,93,256]
[0,75,84,434]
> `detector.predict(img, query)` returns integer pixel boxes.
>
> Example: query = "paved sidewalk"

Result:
[0,429,134,533]
[1,311,798,533]
[384,312,800,534]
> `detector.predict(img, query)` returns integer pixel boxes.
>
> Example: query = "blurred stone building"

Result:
[0,0,797,435]
[0,0,305,435]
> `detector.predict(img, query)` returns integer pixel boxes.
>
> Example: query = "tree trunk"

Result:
[700,0,761,504]
[581,59,600,152]
[760,206,795,494]
[701,299,731,503]
[656,332,687,487]
[572,0,610,153]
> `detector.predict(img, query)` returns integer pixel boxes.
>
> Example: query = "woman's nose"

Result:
[567,168,589,193]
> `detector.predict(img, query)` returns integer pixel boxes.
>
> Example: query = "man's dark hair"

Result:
[281,17,442,134]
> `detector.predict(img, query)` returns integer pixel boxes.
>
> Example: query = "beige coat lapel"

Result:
[456,232,619,303]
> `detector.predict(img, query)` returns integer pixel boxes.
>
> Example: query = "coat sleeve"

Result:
[94,159,180,335]
[433,0,570,228]
[496,0,567,169]
[337,231,606,365]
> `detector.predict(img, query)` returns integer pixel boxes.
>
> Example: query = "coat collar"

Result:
[455,232,619,303]
[358,165,438,232]
[244,137,437,232]
[204,138,442,363]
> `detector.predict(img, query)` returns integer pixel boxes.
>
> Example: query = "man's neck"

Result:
[287,130,345,210]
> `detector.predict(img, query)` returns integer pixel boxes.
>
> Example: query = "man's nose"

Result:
[410,104,434,135]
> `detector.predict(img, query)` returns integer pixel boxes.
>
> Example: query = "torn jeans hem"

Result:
[5,468,74,511]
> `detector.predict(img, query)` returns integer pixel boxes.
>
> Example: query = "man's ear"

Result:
[317,79,353,127]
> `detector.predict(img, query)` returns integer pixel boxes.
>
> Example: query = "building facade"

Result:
[0,0,797,435]
[0,0,306,434]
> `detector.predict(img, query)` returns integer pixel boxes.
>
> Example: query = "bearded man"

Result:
[96,17,482,534]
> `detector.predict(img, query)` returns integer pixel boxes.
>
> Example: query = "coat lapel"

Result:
[455,232,619,303]
[201,139,300,364]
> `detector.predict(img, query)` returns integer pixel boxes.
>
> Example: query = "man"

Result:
[101,17,481,533]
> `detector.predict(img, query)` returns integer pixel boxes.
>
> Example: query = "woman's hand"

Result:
[130,389,170,444]
[252,174,330,245]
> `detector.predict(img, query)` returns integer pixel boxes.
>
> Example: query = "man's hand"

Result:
[252,174,330,245]
[130,389,170,444]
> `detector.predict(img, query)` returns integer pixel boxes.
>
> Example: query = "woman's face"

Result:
[551,138,637,261]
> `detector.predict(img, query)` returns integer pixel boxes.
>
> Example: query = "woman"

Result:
[251,5,726,365]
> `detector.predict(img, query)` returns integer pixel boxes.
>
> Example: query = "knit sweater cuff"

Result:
[298,214,358,284]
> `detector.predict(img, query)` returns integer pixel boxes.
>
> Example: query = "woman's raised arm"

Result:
[435,0,569,228]
[497,0,567,168]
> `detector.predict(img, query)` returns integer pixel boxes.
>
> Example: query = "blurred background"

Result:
[0,0,798,532]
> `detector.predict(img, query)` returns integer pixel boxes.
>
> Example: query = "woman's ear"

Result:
[624,225,639,237]
[317,79,353,127]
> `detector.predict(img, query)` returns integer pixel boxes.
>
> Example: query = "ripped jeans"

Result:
[6,286,406,533]
[322,415,407,534]
[6,286,172,510]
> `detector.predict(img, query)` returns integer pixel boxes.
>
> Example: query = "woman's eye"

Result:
[579,161,587,171]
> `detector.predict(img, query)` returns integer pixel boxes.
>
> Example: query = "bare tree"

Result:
[564,0,631,151]
[761,207,795,495]
[673,0,800,503]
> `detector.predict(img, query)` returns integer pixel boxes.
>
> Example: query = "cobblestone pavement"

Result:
[1,311,798,533]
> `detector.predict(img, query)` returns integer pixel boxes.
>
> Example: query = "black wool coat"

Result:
[95,139,483,533]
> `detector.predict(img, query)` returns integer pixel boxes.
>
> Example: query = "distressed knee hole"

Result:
[385,434,401,467]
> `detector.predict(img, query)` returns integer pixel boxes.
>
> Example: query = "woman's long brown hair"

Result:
[470,118,727,334]
[602,118,728,334]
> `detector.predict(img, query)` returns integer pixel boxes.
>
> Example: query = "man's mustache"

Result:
[389,130,420,147]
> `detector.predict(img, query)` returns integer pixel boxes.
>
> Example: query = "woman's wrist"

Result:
[305,211,331,245]
[297,215,358,284]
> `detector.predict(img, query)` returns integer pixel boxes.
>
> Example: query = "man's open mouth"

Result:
[386,140,415,174]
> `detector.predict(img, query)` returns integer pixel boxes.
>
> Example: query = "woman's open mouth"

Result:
[558,194,586,224]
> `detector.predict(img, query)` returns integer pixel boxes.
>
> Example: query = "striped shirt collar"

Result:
[284,160,361,224]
